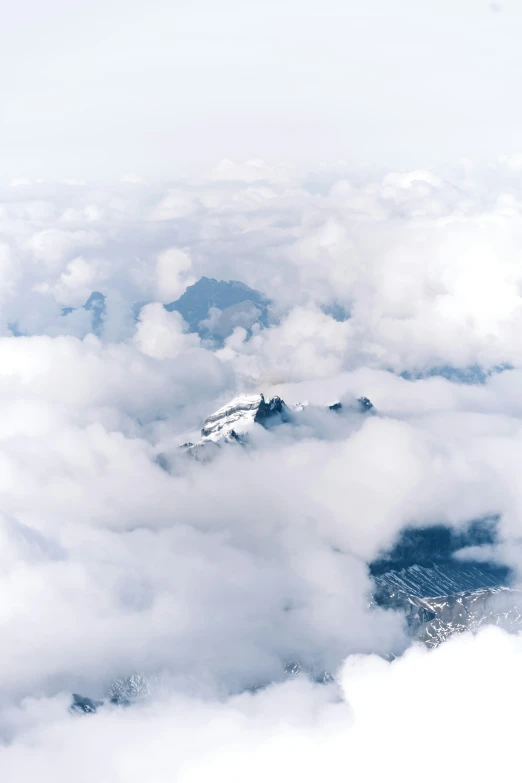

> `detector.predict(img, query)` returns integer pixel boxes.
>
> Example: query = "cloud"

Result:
[28,229,102,271]
[0,628,519,782]
[217,306,352,386]
[134,303,200,359]
[1,162,522,780]
[210,159,295,184]
[36,256,101,308]
[1,159,522,372]
[155,248,196,303]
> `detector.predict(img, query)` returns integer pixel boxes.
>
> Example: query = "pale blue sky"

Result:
[0,0,520,178]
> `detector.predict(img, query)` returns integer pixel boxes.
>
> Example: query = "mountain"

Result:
[200,393,289,443]
[176,393,291,460]
[58,280,353,347]
[370,520,504,577]
[400,363,512,385]
[61,291,106,335]
[370,521,516,647]
[174,392,374,460]
[403,586,522,648]
[165,277,273,343]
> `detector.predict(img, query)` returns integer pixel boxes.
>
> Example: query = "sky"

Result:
[1,0,522,178]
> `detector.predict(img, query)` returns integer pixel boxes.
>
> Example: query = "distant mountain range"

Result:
[59,277,274,344]
[52,277,514,387]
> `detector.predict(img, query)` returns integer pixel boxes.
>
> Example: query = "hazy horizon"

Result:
[1,0,521,179]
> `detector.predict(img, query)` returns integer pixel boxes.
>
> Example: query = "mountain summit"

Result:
[165,277,273,343]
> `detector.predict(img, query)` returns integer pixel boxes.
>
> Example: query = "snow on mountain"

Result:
[370,521,519,648]
[200,393,287,442]
[179,393,290,457]
[177,392,374,458]
[407,587,522,648]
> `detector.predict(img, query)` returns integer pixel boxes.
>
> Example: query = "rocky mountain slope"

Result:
[199,393,289,443]
[371,521,518,647]
[165,277,273,344]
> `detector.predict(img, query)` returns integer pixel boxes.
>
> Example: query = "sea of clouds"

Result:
[2,157,522,780]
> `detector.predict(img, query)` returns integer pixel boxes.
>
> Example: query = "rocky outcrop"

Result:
[404,587,522,647]
[200,393,288,443]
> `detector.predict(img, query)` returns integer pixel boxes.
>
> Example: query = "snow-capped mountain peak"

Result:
[196,393,288,446]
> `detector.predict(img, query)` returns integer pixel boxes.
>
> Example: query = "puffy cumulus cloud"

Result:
[217,306,352,386]
[263,367,522,560]
[27,228,102,271]
[134,303,200,359]
[36,256,102,307]
[0,242,20,303]
[154,247,196,302]
[0,332,234,428]
[0,628,519,782]
[342,216,522,372]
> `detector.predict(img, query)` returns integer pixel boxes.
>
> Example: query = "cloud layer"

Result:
[5,158,522,378]
[2,628,519,782]
[1,160,522,779]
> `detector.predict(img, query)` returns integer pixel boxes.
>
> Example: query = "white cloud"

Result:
[135,303,200,359]
[0,628,519,782]
[217,306,352,386]
[155,248,195,303]
[39,256,99,307]
[28,229,102,271]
